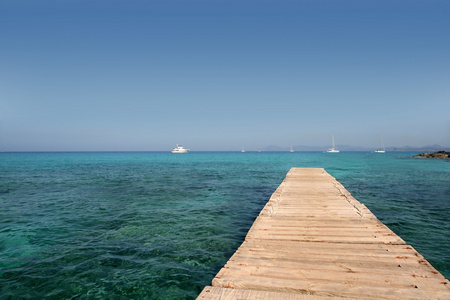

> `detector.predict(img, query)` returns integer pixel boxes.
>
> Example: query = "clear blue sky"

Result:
[1,0,449,151]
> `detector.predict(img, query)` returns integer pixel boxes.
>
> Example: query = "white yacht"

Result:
[171,144,189,153]
[326,135,340,153]
[290,146,294,153]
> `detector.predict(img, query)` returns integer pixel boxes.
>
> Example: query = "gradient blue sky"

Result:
[1,0,449,151]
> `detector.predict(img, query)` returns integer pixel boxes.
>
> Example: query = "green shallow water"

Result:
[0,152,449,299]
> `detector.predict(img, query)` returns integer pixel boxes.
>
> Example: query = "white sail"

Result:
[374,136,386,153]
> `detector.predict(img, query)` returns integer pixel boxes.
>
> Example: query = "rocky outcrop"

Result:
[413,151,450,159]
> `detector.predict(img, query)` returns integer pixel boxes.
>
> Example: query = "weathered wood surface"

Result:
[198,168,450,299]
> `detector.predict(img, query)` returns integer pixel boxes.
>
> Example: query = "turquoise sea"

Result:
[1,152,449,299]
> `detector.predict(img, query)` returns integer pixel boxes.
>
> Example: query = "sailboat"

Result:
[326,135,340,153]
[290,146,294,153]
[374,136,386,153]
[241,146,246,153]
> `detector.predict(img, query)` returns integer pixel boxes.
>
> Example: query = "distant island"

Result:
[413,151,450,159]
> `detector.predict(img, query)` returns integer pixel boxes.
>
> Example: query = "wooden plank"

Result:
[198,168,450,299]
[211,274,447,299]
[198,286,354,300]
[215,264,443,290]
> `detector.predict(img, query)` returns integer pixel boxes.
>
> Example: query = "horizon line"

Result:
[1,149,448,154]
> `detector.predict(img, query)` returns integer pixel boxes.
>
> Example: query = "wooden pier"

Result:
[198,168,450,299]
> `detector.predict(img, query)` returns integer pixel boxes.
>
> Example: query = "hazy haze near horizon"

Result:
[1,0,449,151]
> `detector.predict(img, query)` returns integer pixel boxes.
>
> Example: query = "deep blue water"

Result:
[1,152,449,299]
